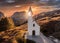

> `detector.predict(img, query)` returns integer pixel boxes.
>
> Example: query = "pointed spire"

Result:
[28,6,33,16]
[29,6,32,11]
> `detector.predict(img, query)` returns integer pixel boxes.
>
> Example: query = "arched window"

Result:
[33,24,35,27]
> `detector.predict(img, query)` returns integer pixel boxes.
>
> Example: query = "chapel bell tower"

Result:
[28,7,40,36]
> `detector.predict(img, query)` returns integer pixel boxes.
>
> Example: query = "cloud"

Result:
[0,0,34,6]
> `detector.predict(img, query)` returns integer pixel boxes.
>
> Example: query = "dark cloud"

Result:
[0,0,33,6]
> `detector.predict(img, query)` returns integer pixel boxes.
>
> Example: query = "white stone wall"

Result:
[28,15,40,36]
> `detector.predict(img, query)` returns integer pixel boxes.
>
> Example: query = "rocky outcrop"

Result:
[11,11,27,26]
[0,12,5,20]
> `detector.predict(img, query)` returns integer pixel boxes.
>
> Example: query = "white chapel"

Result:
[26,7,56,43]
[28,7,40,36]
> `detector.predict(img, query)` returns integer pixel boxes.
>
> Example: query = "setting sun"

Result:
[28,11,32,16]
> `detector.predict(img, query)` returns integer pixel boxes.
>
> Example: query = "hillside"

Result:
[0,9,60,43]
[17,9,60,40]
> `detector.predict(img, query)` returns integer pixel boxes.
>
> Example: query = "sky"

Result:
[0,0,33,6]
[0,0,59,6]
[0,0,59,17]
[0,0,34,17]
